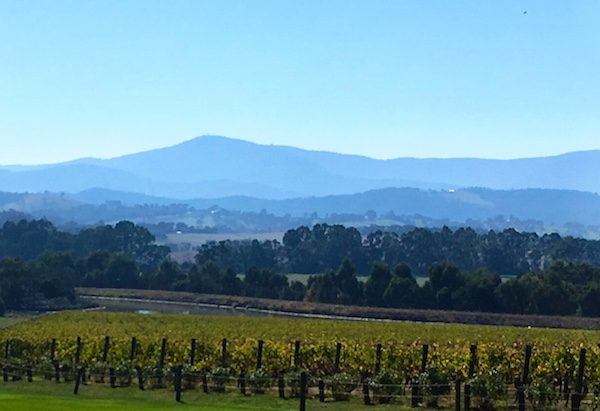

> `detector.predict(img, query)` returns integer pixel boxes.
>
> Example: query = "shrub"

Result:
[284,371,300,397]
[470,369,507,411]
[210,367,232,392]
[526,379,560,410]
[328,372,358,401]
[247,368,272,394]
[369,370,403,404]
[421,367,452,407]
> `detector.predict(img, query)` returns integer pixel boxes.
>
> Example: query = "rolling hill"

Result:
[2,186,600,229]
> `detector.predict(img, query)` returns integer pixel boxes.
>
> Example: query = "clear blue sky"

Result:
[1,0,599,164]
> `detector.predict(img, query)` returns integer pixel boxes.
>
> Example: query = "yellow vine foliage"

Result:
[1,311,599,387]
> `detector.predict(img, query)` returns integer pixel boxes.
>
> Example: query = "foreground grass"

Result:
[0,313,33,329]
[0,381,406,411]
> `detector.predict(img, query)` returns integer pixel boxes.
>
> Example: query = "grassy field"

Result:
[237,273,427,286]
[0,381,398,411]
[237,273,372,285]
[165,232,286,246]
[0,313,33,329]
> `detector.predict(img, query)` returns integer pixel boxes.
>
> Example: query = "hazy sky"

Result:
[1,0,599,164]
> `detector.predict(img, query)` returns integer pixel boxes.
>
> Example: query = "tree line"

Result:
[195,224,600,275]
[0,220,304,314]
[305,259,600,317]
[1,220,599,317]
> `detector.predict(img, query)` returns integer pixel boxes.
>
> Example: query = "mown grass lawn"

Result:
[0,381,410,411]
[0,313,33,329]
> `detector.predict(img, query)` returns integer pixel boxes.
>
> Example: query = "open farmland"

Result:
[165,232,286,246]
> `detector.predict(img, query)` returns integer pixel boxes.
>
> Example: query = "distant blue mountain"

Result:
[3,185,600,229]
[62,186,600,227]
[1,135,599,198]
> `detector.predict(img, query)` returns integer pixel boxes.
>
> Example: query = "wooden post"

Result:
[418,344,429,404]
[522,344,532,385]
[563,374,571,402]
[468,344,477,377]
[334,342,342,373]
[517,382,526,411]
[73,366,84,395]
[53,360,60,383]
[464,344,477,411]
[572,348,586,411]
[278,373,285,399]
[464,383,471,411]
[375,343,382,374]
[362,372,371,405]
[26,366,33,382]
[130,337,137,361]
[102,336,110,363]
[518,344,533,411]
[299,371,307,411]
[2,340,8,382]
[221,338,228,367]
[294,340,301,369]
[411,380,419,407]
[157,337,167,386]
[174,366,182,402]
[202,373,209,393]
[135,366,144,390]
[239,372,246,395]
[455,379,461,411]
[256,340,264,370]
[190,338,196,367]
[318,379,325,402]
[50,338,56,362]
[159,338,167,369]
[75,336,82,365]
[109,367,116,388]
[99,335,110,383]
[420,344,429,374]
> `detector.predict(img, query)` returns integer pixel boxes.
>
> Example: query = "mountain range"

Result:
[70,186,600,227]
[1,136,600,234]
[1,135,600,199]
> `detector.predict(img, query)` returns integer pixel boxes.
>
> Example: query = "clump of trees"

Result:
[304,259,600,316]
[0,219,306,312]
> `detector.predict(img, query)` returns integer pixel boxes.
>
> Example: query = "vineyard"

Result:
[1,311,600,410]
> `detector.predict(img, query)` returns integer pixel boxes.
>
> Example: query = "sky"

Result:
[1,0,599,164]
